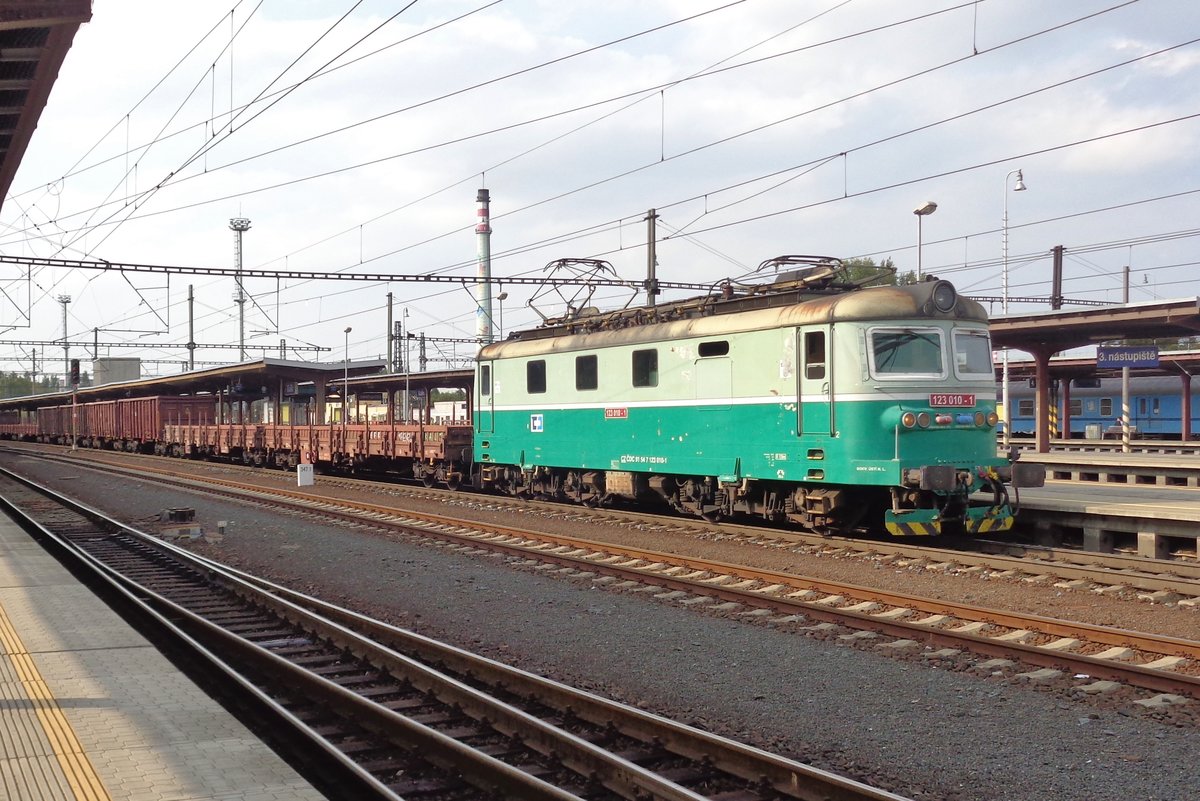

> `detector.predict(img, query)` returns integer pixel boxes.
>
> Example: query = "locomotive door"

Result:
[476,362,494,433]
[797,326,833,436]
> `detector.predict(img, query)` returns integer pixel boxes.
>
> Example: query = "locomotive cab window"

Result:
[576,355,598,391]
[804,331,825,380]
[952,329,994,377]
[868,327,945,378]
[527,360,547,394]
[698,341,729,357]
[480,365,491,396]
[632,349,658,387]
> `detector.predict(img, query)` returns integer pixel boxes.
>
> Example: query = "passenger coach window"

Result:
[480,365,491,396]
[632,349,658,387]
[1100,398,1113,416]
[804,332,825,379]
[1069,399,1082,416]
[698,341,729,357]
[527,360,547,394]
[1018,399,1034,417]
[576,355,598,390]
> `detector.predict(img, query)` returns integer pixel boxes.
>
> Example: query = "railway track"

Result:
[0,464,907,801]
[5,441,1199,600]
[5,447,1199,709]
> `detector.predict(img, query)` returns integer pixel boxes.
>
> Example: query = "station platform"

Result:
[1014,481,1200,556]
[0,509,324,801]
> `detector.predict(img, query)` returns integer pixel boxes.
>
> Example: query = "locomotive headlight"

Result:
[974,411,986,426]
[916,412,931,428]
[931,280,957,312]
[901,411,917,428]
[986,411,999,426]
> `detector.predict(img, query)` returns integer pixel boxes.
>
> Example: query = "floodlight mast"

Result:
[229,217,252,362]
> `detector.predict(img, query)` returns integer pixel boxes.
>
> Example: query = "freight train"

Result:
[0,257,1043,536]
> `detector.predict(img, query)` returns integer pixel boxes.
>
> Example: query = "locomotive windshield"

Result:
[869,327,945,377]
[952,329,994,377]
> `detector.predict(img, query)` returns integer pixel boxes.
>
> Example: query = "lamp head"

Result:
[344,326,352,334]
[1014,170,1026,192]
[913,201,938,216]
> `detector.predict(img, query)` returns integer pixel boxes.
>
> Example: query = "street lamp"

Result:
[496,291,508,341]
[1001,169,1027,448]
[343,327,352,430]
[913,201,937,281]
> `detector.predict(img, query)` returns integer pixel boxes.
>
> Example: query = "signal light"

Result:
[69,359,80,386]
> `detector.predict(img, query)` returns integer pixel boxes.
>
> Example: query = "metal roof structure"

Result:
[0,1,91,212]
[990,296,1200,358]
[988,296,1200,450]
[0,357,388,410]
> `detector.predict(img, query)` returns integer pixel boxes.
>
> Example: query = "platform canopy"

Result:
[990,297,1200,359]
[0,1,92,213]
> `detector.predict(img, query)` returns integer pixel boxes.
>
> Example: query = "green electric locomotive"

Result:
[474,257,1044,535]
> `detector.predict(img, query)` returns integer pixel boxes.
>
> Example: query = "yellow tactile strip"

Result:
[0,602,112,801]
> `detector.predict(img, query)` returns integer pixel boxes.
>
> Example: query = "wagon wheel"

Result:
[422,472,436,488]
[445,474,462,491]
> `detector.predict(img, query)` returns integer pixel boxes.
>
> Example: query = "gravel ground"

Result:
[6,450,1197,801]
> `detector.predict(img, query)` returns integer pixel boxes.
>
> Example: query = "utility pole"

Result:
[1121,265,1131,455]
[187,284,196,371]
[229,217,252,361]
[57,294,70,388]
[1050,245,1065,310]
[645,209,658,307]
[386,291,394,372]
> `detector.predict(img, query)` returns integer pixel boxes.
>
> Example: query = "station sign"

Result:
[1096,346,1159,369]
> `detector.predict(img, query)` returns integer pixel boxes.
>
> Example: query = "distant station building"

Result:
[92,357,141,386]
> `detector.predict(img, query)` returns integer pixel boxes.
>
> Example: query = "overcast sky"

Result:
[2,0,1197,379]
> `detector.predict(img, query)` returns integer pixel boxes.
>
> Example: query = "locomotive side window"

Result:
[804,332,825,379]
[632,349,658,387]
[527,360,547,394]
[576,355,598,391]
[698,341,729,357]
[1100,398,1113,416]
[869,327,945,378]
[480,365,491,396]
[952,329,993,377]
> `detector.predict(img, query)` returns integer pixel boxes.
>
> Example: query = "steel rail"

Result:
[13,448,1199,700]
[0,463,908,801]
[69,458,1199,659]
[6,441,1198,595]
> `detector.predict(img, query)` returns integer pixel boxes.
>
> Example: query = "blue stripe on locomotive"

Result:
[1006,376,1197,437]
